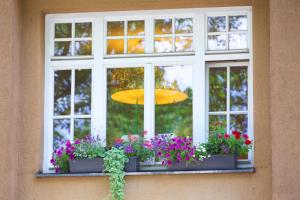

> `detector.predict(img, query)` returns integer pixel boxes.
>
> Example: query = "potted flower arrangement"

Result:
[69,136,106,173]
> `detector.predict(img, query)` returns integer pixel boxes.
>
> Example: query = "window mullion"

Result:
[70,69,75,142]
[145,17,153,54]
[226,66,230,134]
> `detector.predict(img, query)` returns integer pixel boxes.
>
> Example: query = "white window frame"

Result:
[43,7,252,172]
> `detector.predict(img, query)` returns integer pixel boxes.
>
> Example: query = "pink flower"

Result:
[217,134,222,139]
[243,134,249,139]
[143,131,148,136]
[224,134,230,139]
[74,139,80,145]
[167,160,172,166]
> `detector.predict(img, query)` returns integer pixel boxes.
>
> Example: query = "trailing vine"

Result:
[104,148,128,200]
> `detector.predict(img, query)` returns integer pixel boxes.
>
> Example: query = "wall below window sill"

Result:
[36,167,255,178]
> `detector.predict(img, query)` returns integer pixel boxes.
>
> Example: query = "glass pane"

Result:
[207,35,226,50]
[175,36,192,52]
[53,119,70,149]
[155,19,172,34]
[229,15,247,31]
[107,39,124,54]
[155,65,193,137]
[154,37,172,53]
[54,41,72,56]
[230,67,248,111]
[75,69,91,115]
[229,33,247,49]
[175,18,193,34]
[74,118,91,140]
[107,21,124,36]
[74,40,92,55]
[128,38,144,54]
[54,70,71,115]
[128,20,145,36]
[107,67,144,147]
[55,23,72,38]
[207,16,226,32]
[230,114,248,134]
[209,68,227,111]
[75,22,92,38]
[209,115,227,135]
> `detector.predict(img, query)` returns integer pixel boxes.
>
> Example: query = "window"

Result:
[44,7,253,172]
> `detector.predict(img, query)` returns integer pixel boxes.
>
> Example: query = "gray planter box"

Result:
[125,156,139,172]
[69,158,104,173]
[168,154,237,171]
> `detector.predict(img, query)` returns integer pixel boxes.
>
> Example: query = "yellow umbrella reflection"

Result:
[111,88,188,105]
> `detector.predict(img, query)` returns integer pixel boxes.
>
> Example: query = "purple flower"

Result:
[157,151,162,157]
[74,139,80,145]
[50,158,55,164]
[167,160,172,166]
[124,145,135,154]
[165,153,171,158]
[55,167,60,173]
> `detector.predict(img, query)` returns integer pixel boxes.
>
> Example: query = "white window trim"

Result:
[43,6,253,172]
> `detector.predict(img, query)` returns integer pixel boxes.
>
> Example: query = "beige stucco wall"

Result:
[270,0,300,200]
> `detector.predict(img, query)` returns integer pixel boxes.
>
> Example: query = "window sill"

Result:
[36,167,255,177]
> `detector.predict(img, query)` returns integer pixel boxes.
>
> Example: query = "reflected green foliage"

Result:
[209,68,227,111]
[75,22,92,38]
[74,118,91,140]
[54,70,71,115]
[55,23,72,38]
[230,67,248,111]
[207,16,226,32]
[107,68,144,146]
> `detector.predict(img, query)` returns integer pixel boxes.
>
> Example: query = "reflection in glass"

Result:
[230,114,248,133]
[75,22,92,38]
[229,33,247,49]
[107,21,124,36]
[74,118,91,139]
[107,39,124,54]
[207,16,226,32]
[107,67,144,146]
[154,37,172,53]
[230,67,248,111]
[128,38,144,54]
[75,69,91,115]
[209,115,226,135]
[55,23,72,38]
[128,20,145,36]
[53,119,70,149]
[155,19,172,34]
[74,40,92,55]
[175,18,193,34]
[209,68,227,111]
[229,16,247,31]
[155,65,193,137]
[54,70,71,115]
[175,36,192,52]
[54,41,72,56]
[207,35,226,50]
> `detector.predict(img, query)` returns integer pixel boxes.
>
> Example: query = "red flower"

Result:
[232,130,241,136]
[243,134,249,139]
[217,134,222,139]
[235,134,241,140]
[115,138,124,144]
[224,134,230,139]
[245,139,252,145]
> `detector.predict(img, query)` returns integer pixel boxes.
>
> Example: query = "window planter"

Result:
[69,158,104,173]
[124,156,139,172]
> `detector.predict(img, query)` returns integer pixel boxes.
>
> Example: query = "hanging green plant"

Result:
[104,147,128,200]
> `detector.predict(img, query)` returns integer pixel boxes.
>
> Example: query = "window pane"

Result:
[229,15,247,31]
[55,23,72,38]
[154,37,172,53]
[74,118,91,140]
[75,69,91,115]
[155,65,193,137]
[107,39,124,54]
[229,33,247,49]
[209,68,227,111]
[207,16,226,32]
[230,67,248,111]
[175,36,192,52]
[209,115,226,135]
[230,114,248,134]
[207,35,226,50]
[155,19,172,34]
[107,21,124,36]
[74,40,92,55]
[54,70,71,115]
[128,20,145,36]
[127,38,145,54]
[175,18,193,34]
[54,41,72,56]
[53,119,70,149]
[75,22,92,38]
[107,67,144,147]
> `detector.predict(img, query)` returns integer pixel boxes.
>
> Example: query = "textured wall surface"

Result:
[270,0,300,200]
[0,0,21,200]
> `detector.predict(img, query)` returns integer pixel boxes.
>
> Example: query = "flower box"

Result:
[168,154,237,171]
[124,156,139,172]
[69,158,104,173]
